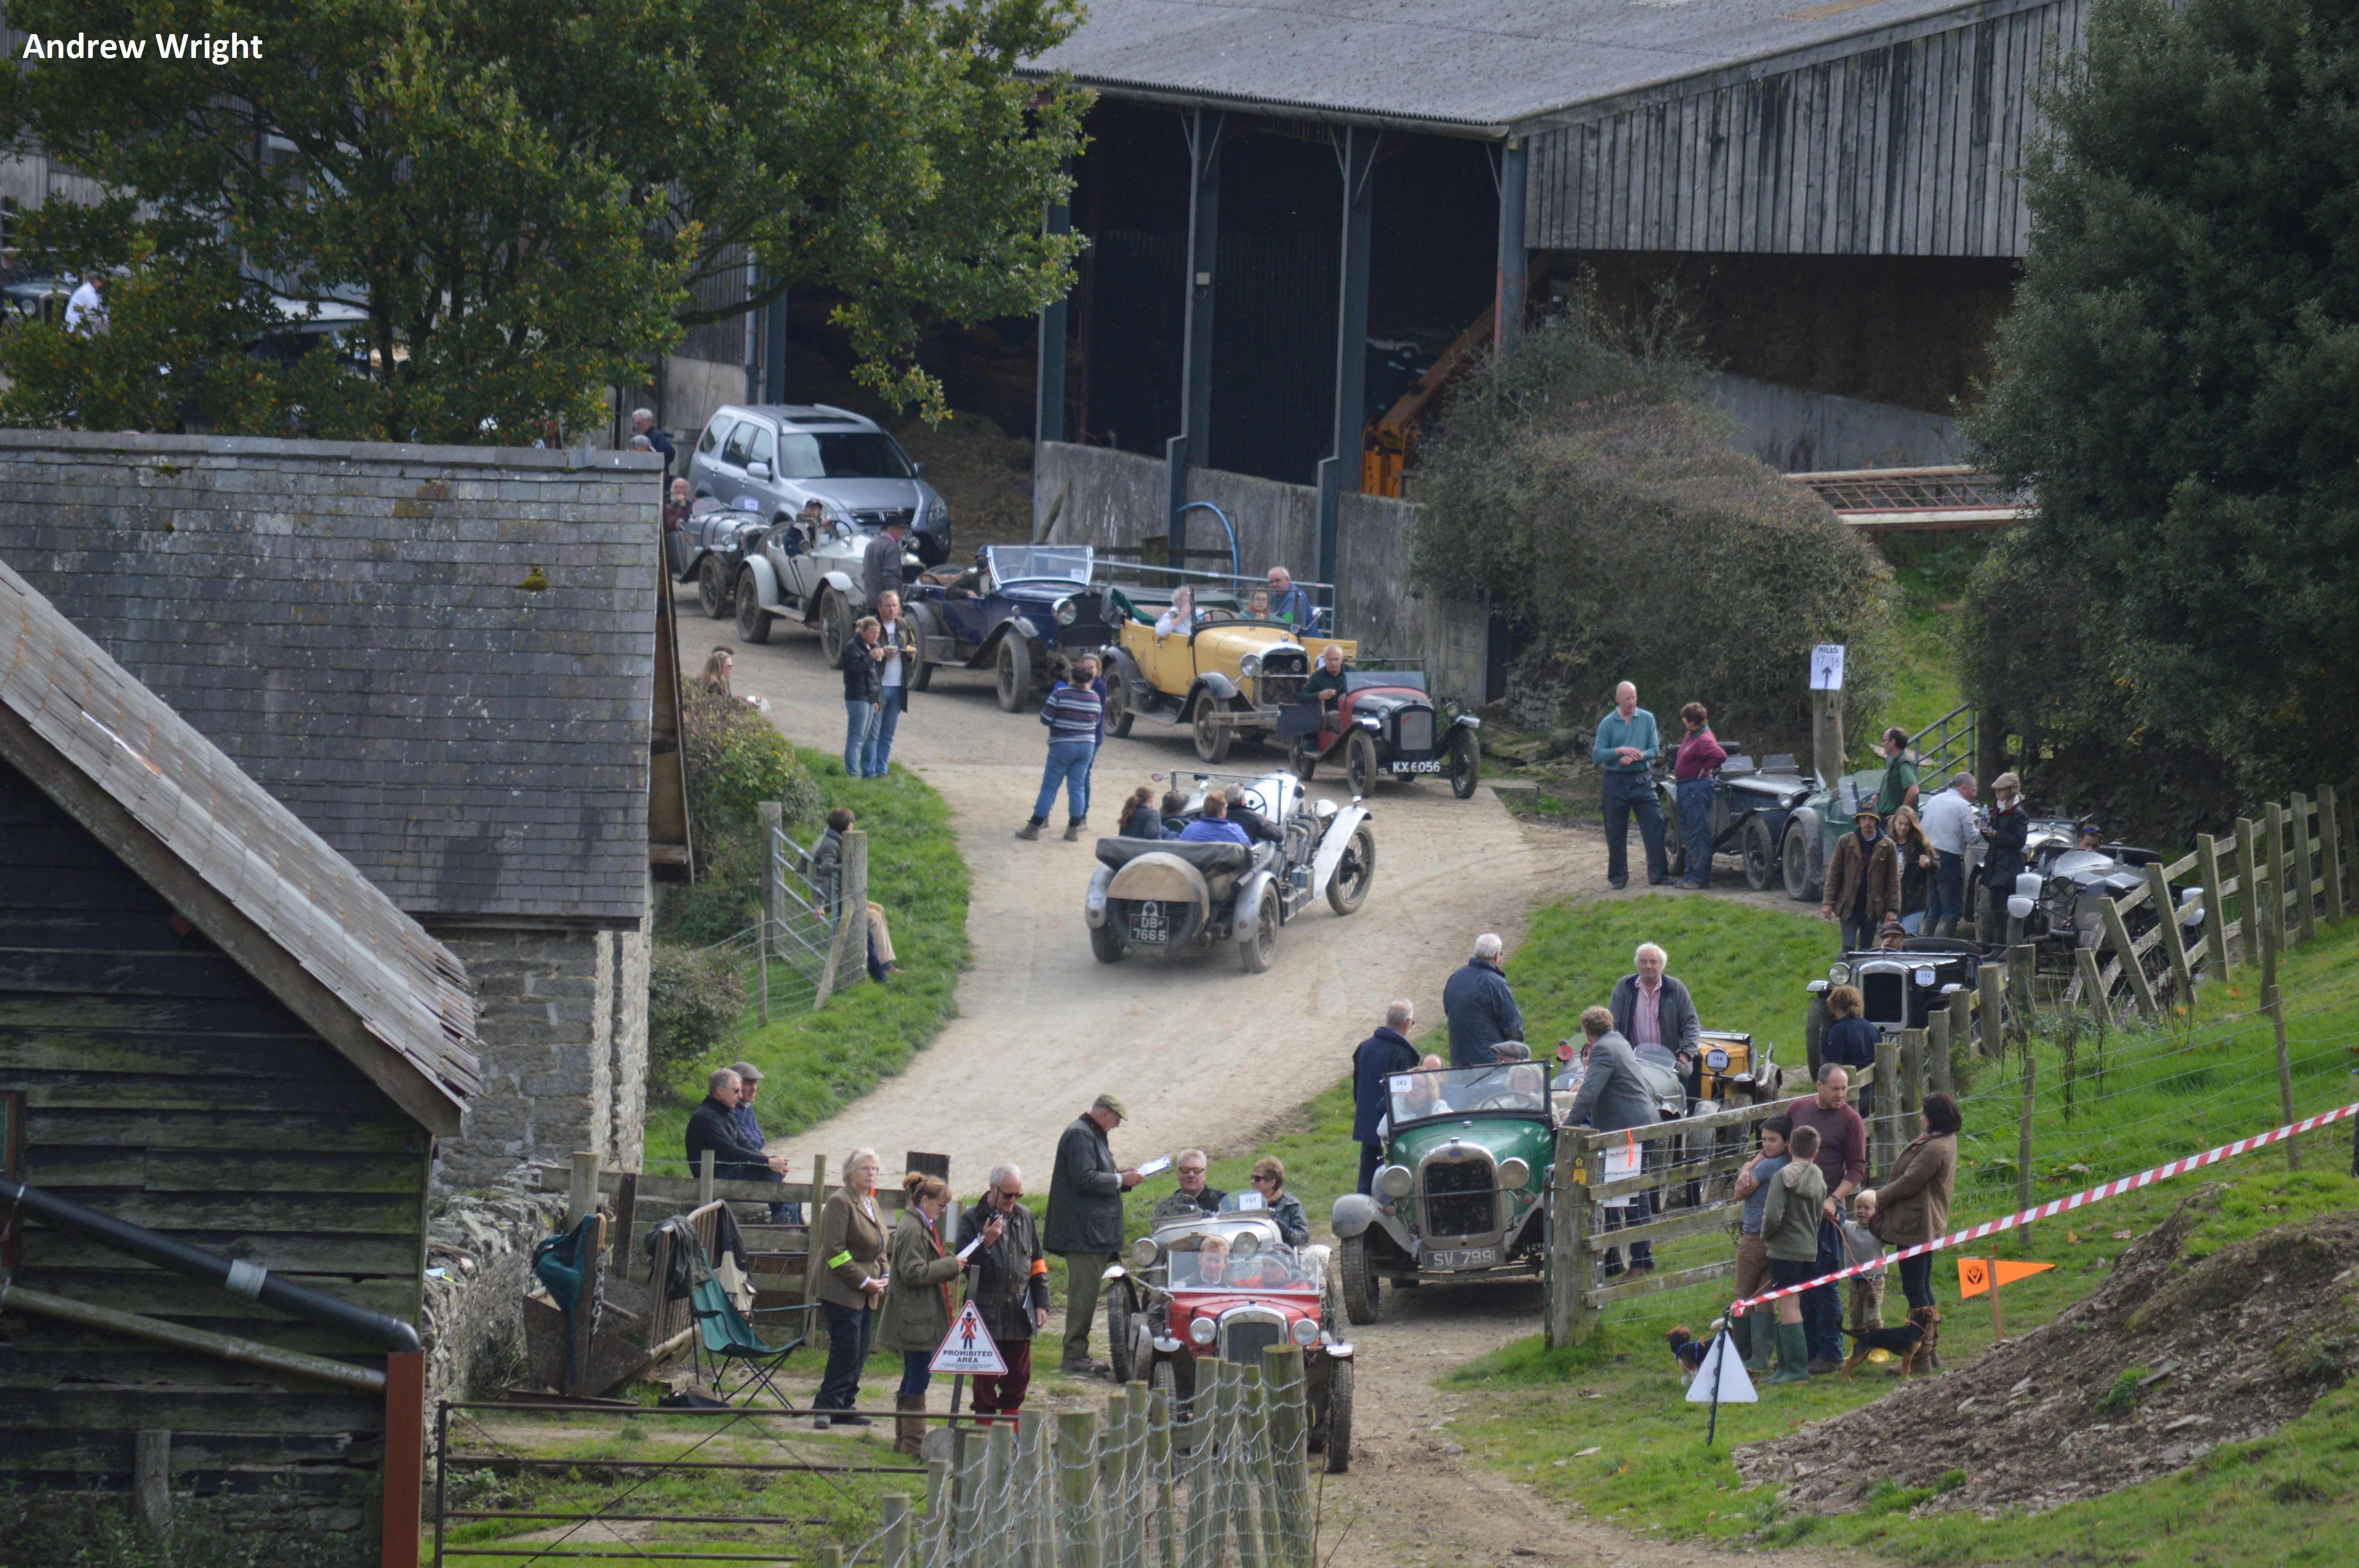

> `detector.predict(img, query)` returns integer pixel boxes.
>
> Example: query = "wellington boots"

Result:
[893,1394,926,1457]
[1767,1321,1812,1384]
[1725,1314,1753,1367]
[1743,1314,1775,1374]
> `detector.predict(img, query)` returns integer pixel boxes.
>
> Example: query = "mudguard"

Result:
[820,568,857,600]
[1232,868,1278,944]
[1309,803,1372,899]
[1009,615,1040,643]
[1085,864,1115,928]
[1330,1192,1378,1240]
[741,553,781,611]
[1198,672,1239,701]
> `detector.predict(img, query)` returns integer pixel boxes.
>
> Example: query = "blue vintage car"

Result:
[905,544,1114,710]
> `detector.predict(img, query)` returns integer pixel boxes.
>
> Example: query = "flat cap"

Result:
[731,1061,765,1082]
[1092,1092,1129,1120]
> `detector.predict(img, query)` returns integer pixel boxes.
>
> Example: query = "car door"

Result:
[691,414,738,497]
[712,418,756,499]
[738,421,783,516]
[938,567,992,651]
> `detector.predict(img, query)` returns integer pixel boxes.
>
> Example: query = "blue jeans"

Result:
[817,1301,875,1413]
[1931,850,1966,930]
[1899,1252,1936,1312]
[1603,771,1668,887]
[898,1350,932,1401]
[863,687,905,777]
[1676,778,1715,886]
[1032,740,1096,824]
[1602,1187,1654,1272]
[1803,1218,1845,1363]
[843,700,878,775]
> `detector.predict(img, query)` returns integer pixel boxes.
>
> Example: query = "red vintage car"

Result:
[1286,665,1483,799]
[1101,1212,1356,1472]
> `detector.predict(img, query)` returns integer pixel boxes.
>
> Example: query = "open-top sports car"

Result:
[667,499,770,619]
[1084,770,1374,973]
[1098,592,1357,762]
[729,510,924,662]
[1329,1061,1557,1321]
[903,544,1112,710]
[1287,664,1483,799]
[1100,1211,1355,1470]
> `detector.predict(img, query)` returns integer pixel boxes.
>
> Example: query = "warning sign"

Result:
[1957,1258,2053,1299]
[930,1301,1007,1376]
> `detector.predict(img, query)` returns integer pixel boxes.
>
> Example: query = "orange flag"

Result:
[1956,1257,2053,1298]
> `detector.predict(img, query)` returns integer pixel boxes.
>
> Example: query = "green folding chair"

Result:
[687,1238,809,1408]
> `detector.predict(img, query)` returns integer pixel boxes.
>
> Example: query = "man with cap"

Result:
[862,515,911,609]
[1821,806,1902,953]
[727,1062,799,1224]
[1043,1093,1143,1377]
[1975,771,2030,944]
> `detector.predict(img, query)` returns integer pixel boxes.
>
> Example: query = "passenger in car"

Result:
[1153,586,1199,637]
[1178,792,1252,846]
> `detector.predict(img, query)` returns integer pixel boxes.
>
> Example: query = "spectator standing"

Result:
[1149,1150,1226,1228]
[1265,566,1316,628]
[686,1067,792,1184]
[956,1162,1050,1424]
[1563,1006,1658,1276]
[813,1149,889,1426]
[665,477,694,535]
[1787,1065,1868,1374]
[1872,1090,1960,1370]
[1018,663,1105,840]
[1351,1000,1420,1194]
[1242,1157,1309,1245]
[1840,1189,1887,1336]
[813,807,901,981]
[864,590,919,778]
[1821,807,1901,951]
[1918,772,1979,937]
[1672,703,1727,888]
[1443,934,1523,1067]
[726,1062,799,1223]
[862,518,910,609]
[1758,1124,1828,1383]
[1729,1115,1793,1372]
[1976,771,2030,944]
[1043,1094,1142,1376]
[841,616,884,775]
[1874,727,1920,816]
[1608,942,1701,1077]
[1891,804,1934,934]
[631,408,676,475]
[877,1171,966,1455]
[1176,792,1250,846]
[1591,682,1668,889]
[63,273,105,332]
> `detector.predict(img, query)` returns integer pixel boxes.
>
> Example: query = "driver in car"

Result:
[1302,643,1351,716]
[2077,820,2104,852]
[1192,1235,1294,1290]
[1223,785,1283,846]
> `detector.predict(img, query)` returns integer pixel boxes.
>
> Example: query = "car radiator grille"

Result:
[1421,1158,1496,1238]
[1219,1314,1285,1365]
[853,508,918,530]
[1396,708,1435,755]
[1863,971,1906,1025]
[1261,674,1305,705]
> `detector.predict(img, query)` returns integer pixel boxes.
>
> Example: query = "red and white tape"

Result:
[1729,1098,2359,1316]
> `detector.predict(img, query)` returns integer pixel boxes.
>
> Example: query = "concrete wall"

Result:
[1033,442,1488,706]
[1710,373,1965,472]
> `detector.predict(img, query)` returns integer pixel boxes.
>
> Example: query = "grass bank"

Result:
[641,747,971,1176]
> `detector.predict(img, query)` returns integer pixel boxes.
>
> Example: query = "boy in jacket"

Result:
[1759,1123,1828,1383]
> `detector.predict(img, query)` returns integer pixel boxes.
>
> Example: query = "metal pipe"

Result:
[0,1281,386,1392]
[0,1175,421,1353]
[1174,501,1240,579]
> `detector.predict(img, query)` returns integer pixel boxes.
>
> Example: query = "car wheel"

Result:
[1327,824,1376,916]
[1089,920,1124,965]
[911,655,934,693]
[1743,815,1777,891]
[1343,730,1379,797]
[1322,1357,1354,1474]
[996,637,1032,713]
[1104,1283,1132,1384]
[817,590,851,666]
[1448,729,1480,799]
[1192,694,1233,763]
[1239,892,1279,973]
[1151,1355,1185,1423]
[1339,1234,1381,1325]
[734,573,771,644]
[1781,817,1822,902]
[697,556,730,619]
[1805,994,1830,1078]
[1105,675,1134,738]
[1662,789,1688,881]
[1289,739,1318,782]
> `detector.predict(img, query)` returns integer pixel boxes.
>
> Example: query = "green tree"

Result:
[0,0,1086,439]
[1966,0,2359,802]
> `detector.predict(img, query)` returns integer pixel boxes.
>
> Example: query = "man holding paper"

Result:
[1562,1005,1659,1278]
[956,1162,1050,1425]
[1045,1093,1143,1377]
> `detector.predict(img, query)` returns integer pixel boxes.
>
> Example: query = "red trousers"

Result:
[970,1339,1033,1424]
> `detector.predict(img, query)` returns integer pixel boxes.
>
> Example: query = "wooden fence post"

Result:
[2098,900,2159,1022]
[2197,832,2231,978]
[984,1420,1016,1568]
[1551,1130,1597,1345]
[1947,991,1973,1081]
[2146,862,2195,1011]
[2320,786,2346,920]
[2266,804,2290,951]
[565,1212,603,1398]
[1263,1348,1312,1568]
[1872,1034,1900,1177]
[1237,1365,1278,1568]
[818,1545,843,1568]
[882,1493,912,1568]
[2076,947,2113,1031]
[1147,1389,1179,1568]
[758,800,781,1024]
[803,1153,829,1347]
[1927,1011,1953,1099]
[2008,944,2040,1045]
[2261,897,2299,1171]
[1977,965,2006,1058]
[2235,817,2261,967]
[1102,1390,1132,1568]
[1057,1410,1102,1568]
[1900,1027,1926,1122]
[567,1150,601,1230]
[696,1148,716,1208]
[1018,1409,1050,1568]
[2293,792,2320,946]
[922,1457,951,1568]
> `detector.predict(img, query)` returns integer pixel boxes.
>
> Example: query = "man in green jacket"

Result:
[1875,727,1919,817]
[1043,1094,1142,1377]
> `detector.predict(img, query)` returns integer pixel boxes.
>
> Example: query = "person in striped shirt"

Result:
[1018,655,1106,841]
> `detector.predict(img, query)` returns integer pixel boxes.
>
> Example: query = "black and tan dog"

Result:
[1837,1304,1941,1377]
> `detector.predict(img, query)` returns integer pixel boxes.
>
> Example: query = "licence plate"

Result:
[1388,759,1444,773]
[1130,900,1168,942]
[1425,1247,1497,1269]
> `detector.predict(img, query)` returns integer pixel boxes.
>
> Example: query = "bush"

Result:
[646,942,747,1091]
[658,685,825,944]
[1413,310,1897,753]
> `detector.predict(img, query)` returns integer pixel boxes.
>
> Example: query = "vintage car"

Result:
[903,544,1114,710]
[1100,1211,1354,1470]
[1287,666,1483,799]
[1098,591,1358,763]
[667,499,771,619]
[1805,943,1985,1066]
[1651,751,1819,893]
[1085,770,1374,972]
[1980,820,2206,996]
[730,510,925,662]
[1329,1062,1557,1321]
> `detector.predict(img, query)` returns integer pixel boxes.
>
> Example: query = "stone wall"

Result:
[422,1181,565,1411]
[1033,443,1489,706]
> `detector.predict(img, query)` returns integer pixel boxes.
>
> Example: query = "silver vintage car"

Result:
[730,510,927,663]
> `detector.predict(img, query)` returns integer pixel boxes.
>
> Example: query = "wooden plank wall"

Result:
[1526,0,2088,258]
[0,763,421,1552]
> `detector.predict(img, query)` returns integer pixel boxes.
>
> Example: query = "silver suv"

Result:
[686,403,950,566]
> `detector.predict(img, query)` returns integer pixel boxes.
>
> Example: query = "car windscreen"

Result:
[1388,1063,1551,1126]
[987,545,1092,584]
[774,430,914,480]
[1346,670,1427,693]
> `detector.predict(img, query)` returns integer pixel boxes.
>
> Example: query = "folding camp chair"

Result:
[685,1234,809,1408]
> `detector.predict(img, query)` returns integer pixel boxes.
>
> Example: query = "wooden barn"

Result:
[0,559,480,1565]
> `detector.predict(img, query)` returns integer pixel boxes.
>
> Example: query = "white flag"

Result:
[1685,1328,1757,1404]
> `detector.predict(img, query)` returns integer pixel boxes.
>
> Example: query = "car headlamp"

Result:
[1496,1157,1530,1190]
[1129,1237,1159,1269]
[1290,1318,1320,1347]
[1829,962,1852,985]
[1376,1165,1413,1199]
[1055,596,1078,626]
[1189,1316,1217,1347]
[2007,895,2036,920]
[1239,653,1262,679]
[2015,873,2045,900]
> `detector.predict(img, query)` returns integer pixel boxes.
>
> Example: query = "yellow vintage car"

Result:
[1096,591,1357,762]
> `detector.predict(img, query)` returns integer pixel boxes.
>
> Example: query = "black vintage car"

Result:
[1287,667,1483,799]
[1806,943,1985,1064]
[1655,752,1819,893]
[667,499,771,619]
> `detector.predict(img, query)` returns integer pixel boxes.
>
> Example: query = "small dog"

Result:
[1838,1304,1941,1378]
[1665,1325,1713,1384]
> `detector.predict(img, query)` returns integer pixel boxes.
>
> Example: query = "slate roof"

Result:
[0,433,658,925]
[1026,0,2028,132]
[0,556,480,1117]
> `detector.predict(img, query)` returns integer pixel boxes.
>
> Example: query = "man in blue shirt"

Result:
[1178,793,1252,846]
[1265,566,1316,628]
[1590,681,1668,889]
[726,1062,800,1223]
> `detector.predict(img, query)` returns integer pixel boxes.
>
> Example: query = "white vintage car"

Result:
[730,513,925,662]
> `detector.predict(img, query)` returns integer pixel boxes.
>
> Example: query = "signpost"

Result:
[1809,644,1847,788]
[931,1301,1008,1378]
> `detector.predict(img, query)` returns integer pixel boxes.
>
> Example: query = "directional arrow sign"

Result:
[931,1300,1007,1376]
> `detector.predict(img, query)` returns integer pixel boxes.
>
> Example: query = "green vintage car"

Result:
[1327,1061,1558,1323]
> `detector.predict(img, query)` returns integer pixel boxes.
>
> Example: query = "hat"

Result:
[1853,806,1883,824]
[1992,771,2021,793]
[1491,1041,1533,1062]
[730,1061,764,1082]
[1092,1092,1129,1120]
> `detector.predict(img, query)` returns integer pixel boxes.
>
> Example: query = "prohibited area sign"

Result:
[931,1301,1008,1376]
